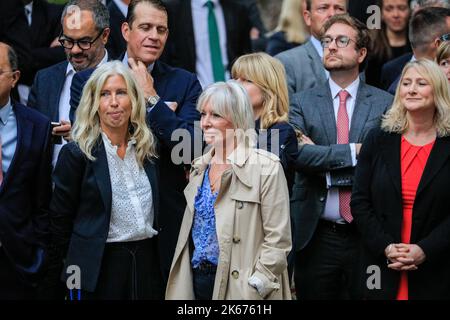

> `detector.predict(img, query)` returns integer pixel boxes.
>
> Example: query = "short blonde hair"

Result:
[231,52,289,129]
[72,61,158,165]
[381,59,450,137]
[436,41,450,64]
[197,80,256,147]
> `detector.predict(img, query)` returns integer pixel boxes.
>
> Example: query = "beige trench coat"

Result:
[166,145,292,300]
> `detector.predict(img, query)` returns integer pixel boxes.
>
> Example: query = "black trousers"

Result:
[0,247,36,299]
[81,237,164,300]
[294,220,361,300]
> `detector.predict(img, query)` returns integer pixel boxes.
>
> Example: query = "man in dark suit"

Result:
[289,14,393,299]
[70,0,202,284]
[106,0,129,59]
[380,6,450,93]
[163,0,252,88]
[28,0,110,168]
[0,42,52,299]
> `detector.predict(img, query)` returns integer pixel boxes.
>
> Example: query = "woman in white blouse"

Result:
[47,61,162,299]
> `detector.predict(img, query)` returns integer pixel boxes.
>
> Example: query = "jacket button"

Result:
[319,196,325,202]
[237,201,244,209]
[231,270,239,279]
[233,236,240,244]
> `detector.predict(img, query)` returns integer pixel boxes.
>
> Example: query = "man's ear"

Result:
[303,9,312,27]
[11,70,20,88]
[358,47,368,64]
[102,27,111,44]
[122,22,130,43]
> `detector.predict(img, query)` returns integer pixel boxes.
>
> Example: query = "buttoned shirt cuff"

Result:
[350,143,357,166]
[326,172,331,189]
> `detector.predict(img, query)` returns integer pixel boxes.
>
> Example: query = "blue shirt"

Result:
[191,165,219,268]
[0,99,17,175]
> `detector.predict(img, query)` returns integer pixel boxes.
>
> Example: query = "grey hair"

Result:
[7,45,18,71]
[413,0,450,8]
[61,0,110,31]
[197,80,256,147]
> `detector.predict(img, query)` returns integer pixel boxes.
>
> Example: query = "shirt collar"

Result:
[0,98,12,126]
[329,76,360,100]
[122,51,155,73]
[68,49,108,75]
[112,0,128,17]
[310,35,324,58]
[192,0,218,8]
[24,2,33,15]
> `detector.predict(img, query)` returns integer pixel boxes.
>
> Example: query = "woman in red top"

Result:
[351,59,450,300]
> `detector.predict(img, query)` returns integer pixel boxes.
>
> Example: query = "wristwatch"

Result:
[146,94,160,107]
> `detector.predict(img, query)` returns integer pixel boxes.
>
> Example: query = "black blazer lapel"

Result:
[416,136,450,197]
[380,133,402,196]
[91,140,112,218]
[143,158,159,227]
[50,62,69,121]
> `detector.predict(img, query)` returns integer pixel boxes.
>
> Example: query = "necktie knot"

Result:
[338,90,349,104]
[206,0,214,10]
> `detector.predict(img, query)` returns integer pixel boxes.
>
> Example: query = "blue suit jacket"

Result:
[0,101,52,286]
[27,60,69,122]
[69,58,203,281]
[380,52,412,92]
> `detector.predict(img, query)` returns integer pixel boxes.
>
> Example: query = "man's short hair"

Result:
[61,0,110,31]
[409,6,450,50]
[305,0,349,11]
[322,14,370,50]
[6,45,18,71]
[414,0,450,9]
[126,0,168,27]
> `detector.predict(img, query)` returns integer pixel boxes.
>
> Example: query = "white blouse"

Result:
[101,132,158,243]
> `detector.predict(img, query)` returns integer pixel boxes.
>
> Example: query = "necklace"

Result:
[209,163,230,192]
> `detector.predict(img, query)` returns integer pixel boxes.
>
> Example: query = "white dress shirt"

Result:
[322,77,359,223]
[102,132,158,242]
[310,35,329,79]
[53,50,108,168]
[191,0,229,88]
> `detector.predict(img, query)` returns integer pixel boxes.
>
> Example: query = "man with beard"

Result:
[289,14,393,299]
[27,0,110,168]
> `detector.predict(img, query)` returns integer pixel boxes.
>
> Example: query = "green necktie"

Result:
[206,1,225,82]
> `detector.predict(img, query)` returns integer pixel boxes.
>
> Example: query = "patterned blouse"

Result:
[191,165,219,268]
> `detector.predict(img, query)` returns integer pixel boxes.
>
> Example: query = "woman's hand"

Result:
[300,134,315,145]
[385,243,426,271]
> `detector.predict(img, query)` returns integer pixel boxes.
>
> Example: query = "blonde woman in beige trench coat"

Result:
[165,81,292,300]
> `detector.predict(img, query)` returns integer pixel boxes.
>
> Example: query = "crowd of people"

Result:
[1,0,450,301]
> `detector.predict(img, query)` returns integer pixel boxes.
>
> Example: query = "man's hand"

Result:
[53,120,72,142]
[356,143,362,156]
[128,57,157,98]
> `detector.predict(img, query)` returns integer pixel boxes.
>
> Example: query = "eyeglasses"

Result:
[440,33,450,42]
[58,29,104,50]
[320,35,357,48]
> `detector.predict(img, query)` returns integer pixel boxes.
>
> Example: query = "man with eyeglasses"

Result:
[289,14,393,300]
[381,6,450,93]
[27,0,110,169]
[0,42,52,299]
[275,0,348,99]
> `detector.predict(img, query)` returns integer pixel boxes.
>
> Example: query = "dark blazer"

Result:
[380,52,412,91]
[351,127,450,300]
[49,140,160,292]
[0,101,52,286]
[163,0,252,74]
[69,58,202,281]
[105,0,126,60]
[27,61,68,122]
[21,0,65,86]
[289,81,393,251]
[266,31,301,57]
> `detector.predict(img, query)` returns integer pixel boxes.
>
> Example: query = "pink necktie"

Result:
[0,136,3,185]
[337,90,353,223]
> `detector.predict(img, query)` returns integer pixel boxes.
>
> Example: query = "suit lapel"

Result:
[143,159,159,223]
[416,136,450,197]
[50,62,69,121]
[349,82,372,142]
[317,85,337,144]
[152,61,169,98]
[91,140,112,216]
[304,40,327,84]
[0,103,33,192]
[380,133,402,196]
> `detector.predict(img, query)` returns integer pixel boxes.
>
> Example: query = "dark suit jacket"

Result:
[69,58,202,281]
[105,1,126,60]
[0,101,52,286]
[163,0,252,74]
[27,61,68,122]
[289,81,393,251]
[49,140,160,292]
[351,127,450,299]
[380,52,412,91]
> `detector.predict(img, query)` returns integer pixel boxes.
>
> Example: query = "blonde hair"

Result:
[231,52,289,129]
[436,41,450,64]
[274,0,308,44]
[197,80,256,148]
[72,61,158,165]
[381,59,450,137]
